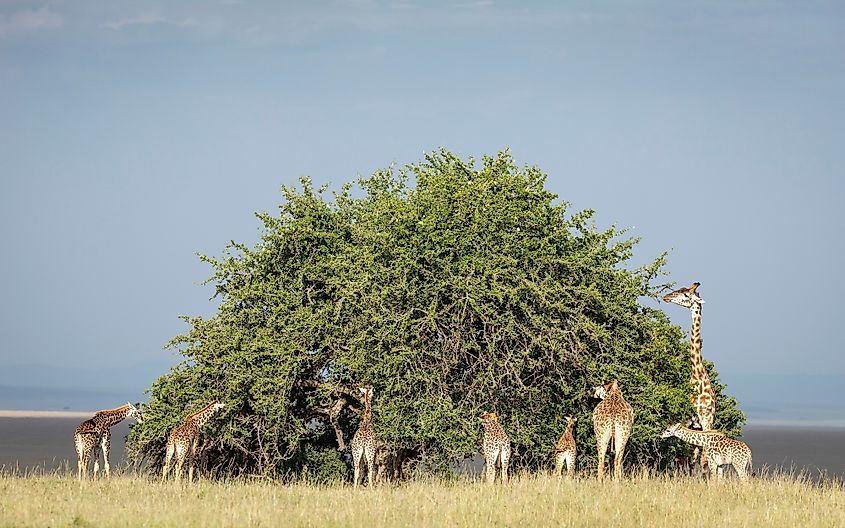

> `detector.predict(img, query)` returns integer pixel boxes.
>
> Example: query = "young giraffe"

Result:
[350,385,379,488]
[592,380,634,480]
[661,423,752,482]
[74,402,143,481]
[480,411,511,484]
[161,401,225,483]
[663,282,716,471]
[553,416,577,477]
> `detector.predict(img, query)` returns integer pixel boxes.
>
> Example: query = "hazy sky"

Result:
[2,1,843,415]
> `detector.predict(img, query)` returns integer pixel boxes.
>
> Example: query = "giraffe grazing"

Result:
[351,385,379,488]
[660,423,752,482]
[591,380,634,480]
[553,415,577,477]
[74,402,143,481]
[663,282,717,471]
[161,401,225,483]
[480,411,511,484]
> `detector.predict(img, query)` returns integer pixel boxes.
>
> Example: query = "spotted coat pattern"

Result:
[481,412,511,484]
[351,386,379,488]
[162,401,225,483]
[663,282,717,470]
[592,381,634,480]
[74,403,142,481]
[661,424,753,482]
[554,416,577,477]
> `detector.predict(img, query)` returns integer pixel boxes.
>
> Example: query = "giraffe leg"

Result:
[74,434,87,481]
[708,458,719,480]
[365,446,376,489]
[500,444,511,484]
[92,438,101,480]
[352,447,363,489]
[734,460,748,482]
[188,436,199,484]
[596,427,612,480]
[566,452,575,478]
[485,451,497,484]
[613,427,628,481]
[101,430,112,479]
[554,452,565,477]
[162,441,175,481]
[174,443,187,484]
[81,447,93,481]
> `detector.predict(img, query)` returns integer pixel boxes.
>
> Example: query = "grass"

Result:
[0,471,843,527]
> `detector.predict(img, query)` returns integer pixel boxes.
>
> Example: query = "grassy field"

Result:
[1,472,843,527]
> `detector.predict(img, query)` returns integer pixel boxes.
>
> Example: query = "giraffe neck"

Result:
[564,421,575,437]
[689,303,711,388]
[672,426,720,447]
[94,405,132,428]
[482,420,503,436]
[189,403,219,429]
[363,395,372,423]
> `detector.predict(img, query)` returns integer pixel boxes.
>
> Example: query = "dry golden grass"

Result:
[0,471,842,527]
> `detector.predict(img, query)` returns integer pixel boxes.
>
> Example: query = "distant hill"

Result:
[0,361,173,411]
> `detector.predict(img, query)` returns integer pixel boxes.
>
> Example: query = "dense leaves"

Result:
[128,149,744,479]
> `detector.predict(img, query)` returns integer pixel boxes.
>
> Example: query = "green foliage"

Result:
[128,149,744,478]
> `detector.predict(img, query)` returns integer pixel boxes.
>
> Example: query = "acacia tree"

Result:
[128,149,743,481]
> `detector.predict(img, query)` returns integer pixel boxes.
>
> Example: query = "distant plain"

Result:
[0,417,843,480]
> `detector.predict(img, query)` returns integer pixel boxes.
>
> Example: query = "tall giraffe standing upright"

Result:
[592,380,634,480]
[161,401,225,483]
[660,423,752,482]
[350,385,379,488]
[74,402,143,481]
[663,282,716,471]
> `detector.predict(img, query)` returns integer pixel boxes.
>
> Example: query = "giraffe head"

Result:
[660,423,683,438]
[662,282,704,308]
[358,385,374,403]
[565,415,576,427]
[127,402,143,422]
[591,380,618,399]
[212,402,225,413]
[480,411,499,423]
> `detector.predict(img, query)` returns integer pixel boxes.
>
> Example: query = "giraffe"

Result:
[480,411,511,484]
[660,423,752,482]
[161,401,225,483]
[673,416,701,476]
[663,281,717,471]
[553,415,577,477]
[591,380,634,480]
[74,402,143,481]
[350,385,379,488]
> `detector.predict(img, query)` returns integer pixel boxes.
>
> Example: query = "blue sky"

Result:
[1,1,843,420]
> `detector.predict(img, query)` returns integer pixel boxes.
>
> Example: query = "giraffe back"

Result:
[592,387,634,430]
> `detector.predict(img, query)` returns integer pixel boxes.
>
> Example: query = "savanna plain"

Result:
[1,472,843,528]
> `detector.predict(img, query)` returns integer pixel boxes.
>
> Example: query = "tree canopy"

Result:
[128,149,744,481]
